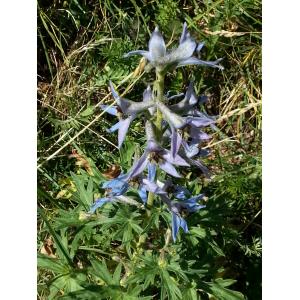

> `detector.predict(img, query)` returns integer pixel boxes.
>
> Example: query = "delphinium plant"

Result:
[91,23,223,242]
[38,23,246,300]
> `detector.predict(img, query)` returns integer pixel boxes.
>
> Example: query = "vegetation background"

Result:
[37,0,261,299]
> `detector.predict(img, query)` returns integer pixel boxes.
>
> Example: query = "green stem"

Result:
[146,69,165,210]
[155,70,165,132]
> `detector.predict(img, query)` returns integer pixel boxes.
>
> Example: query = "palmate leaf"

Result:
[38,207,73,267]
[38,255,86,299]
[90,259,114,285]
[38,254,68,274]
[199,280,245,300]
[182,286,198,300]
[59,284,152,300]
[48,273,85,300]
[160,269,182,300]
[66,260,151,300]
[127,254,159,290]
[70,172,95,210]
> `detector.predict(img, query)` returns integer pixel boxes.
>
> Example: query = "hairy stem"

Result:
[146,69,165,209]
[155,70,165,132]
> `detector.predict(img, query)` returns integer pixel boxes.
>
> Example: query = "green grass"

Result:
[37,0,261,299]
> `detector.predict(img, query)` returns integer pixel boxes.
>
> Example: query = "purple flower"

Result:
[173,185,191,200]
[171,212,188,241]
[102,173,129,196]
[100,82,155,148]
[89,194,141,213]
[156,100,186,129]
[159,194,189,242]
[89,197,112,213]
[127,121,189,179]
[169,82,199,113]
[137,163,166,203]
[175,194,206,213]
[124,23,223,71]
[160,191,206,241]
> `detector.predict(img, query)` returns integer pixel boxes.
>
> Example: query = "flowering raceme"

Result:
[124,23,224,72]
[93,23,223,241]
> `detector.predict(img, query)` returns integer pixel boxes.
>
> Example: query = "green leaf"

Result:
[208,241,225,257]
[112,263,123,285]
[71,172,94,210]
[199,281,245,300]
[80,106,95,117]
[190,226,207,239]
[182,287,198,300]
[160,269,182,300]
[38,207,73,267]
[90,260,113,285]
[37,254,68,274]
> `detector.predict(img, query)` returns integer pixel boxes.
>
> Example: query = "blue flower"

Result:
[159,191,206,241]
[100,81,155,148]
[89,194,141,213]
[171,212,188,242]
[136,163,167,203]
[102,173,129,196]
[176,194,206,213]
[124,23,224,71]
[89,197,112,213]
[127,121,190,179]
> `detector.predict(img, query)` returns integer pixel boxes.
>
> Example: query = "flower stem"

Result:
[146,69,165,210]
[155,70,165,132]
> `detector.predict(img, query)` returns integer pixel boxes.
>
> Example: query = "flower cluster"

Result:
[90,23,223,241]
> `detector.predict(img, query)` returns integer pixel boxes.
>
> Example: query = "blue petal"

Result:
[186,116,215,127]
[167,92,185,101]
[182,140,199,158]
[118,116,135,148]
[167,36,196,63]
[156,101,186,129]
[107,121,121,133]
[137,186,147,204]
[177,57,224,70]
[148,162,156,182]
[159,160,181,178]
[172,213,188,241]
[179,22,188,44]
[128,152,149,179]
[171,128,182,159]
[180,195,206,212]
[172,213,180,241]
[196,42,205,54]
[123,50,152,61]
[173,185,191,200]
[143,85,156,115]
[102,174,129,196]
[142,179,167,195]
[109,81,120,100]
[162,150,190,166]
[89,197,111,213]
[149,27,166,61]
[99,104,118,116]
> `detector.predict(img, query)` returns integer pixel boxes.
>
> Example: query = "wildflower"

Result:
[137,163,168,203]
[171,212,188,242]
[174,194,206,213]
[124,23,224,71]
[102,173,129,196]
[160,192,205,241]
[89,195,141,213]
[128,121,189,179]
[100,82,155,148]
[89,197,112,213]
